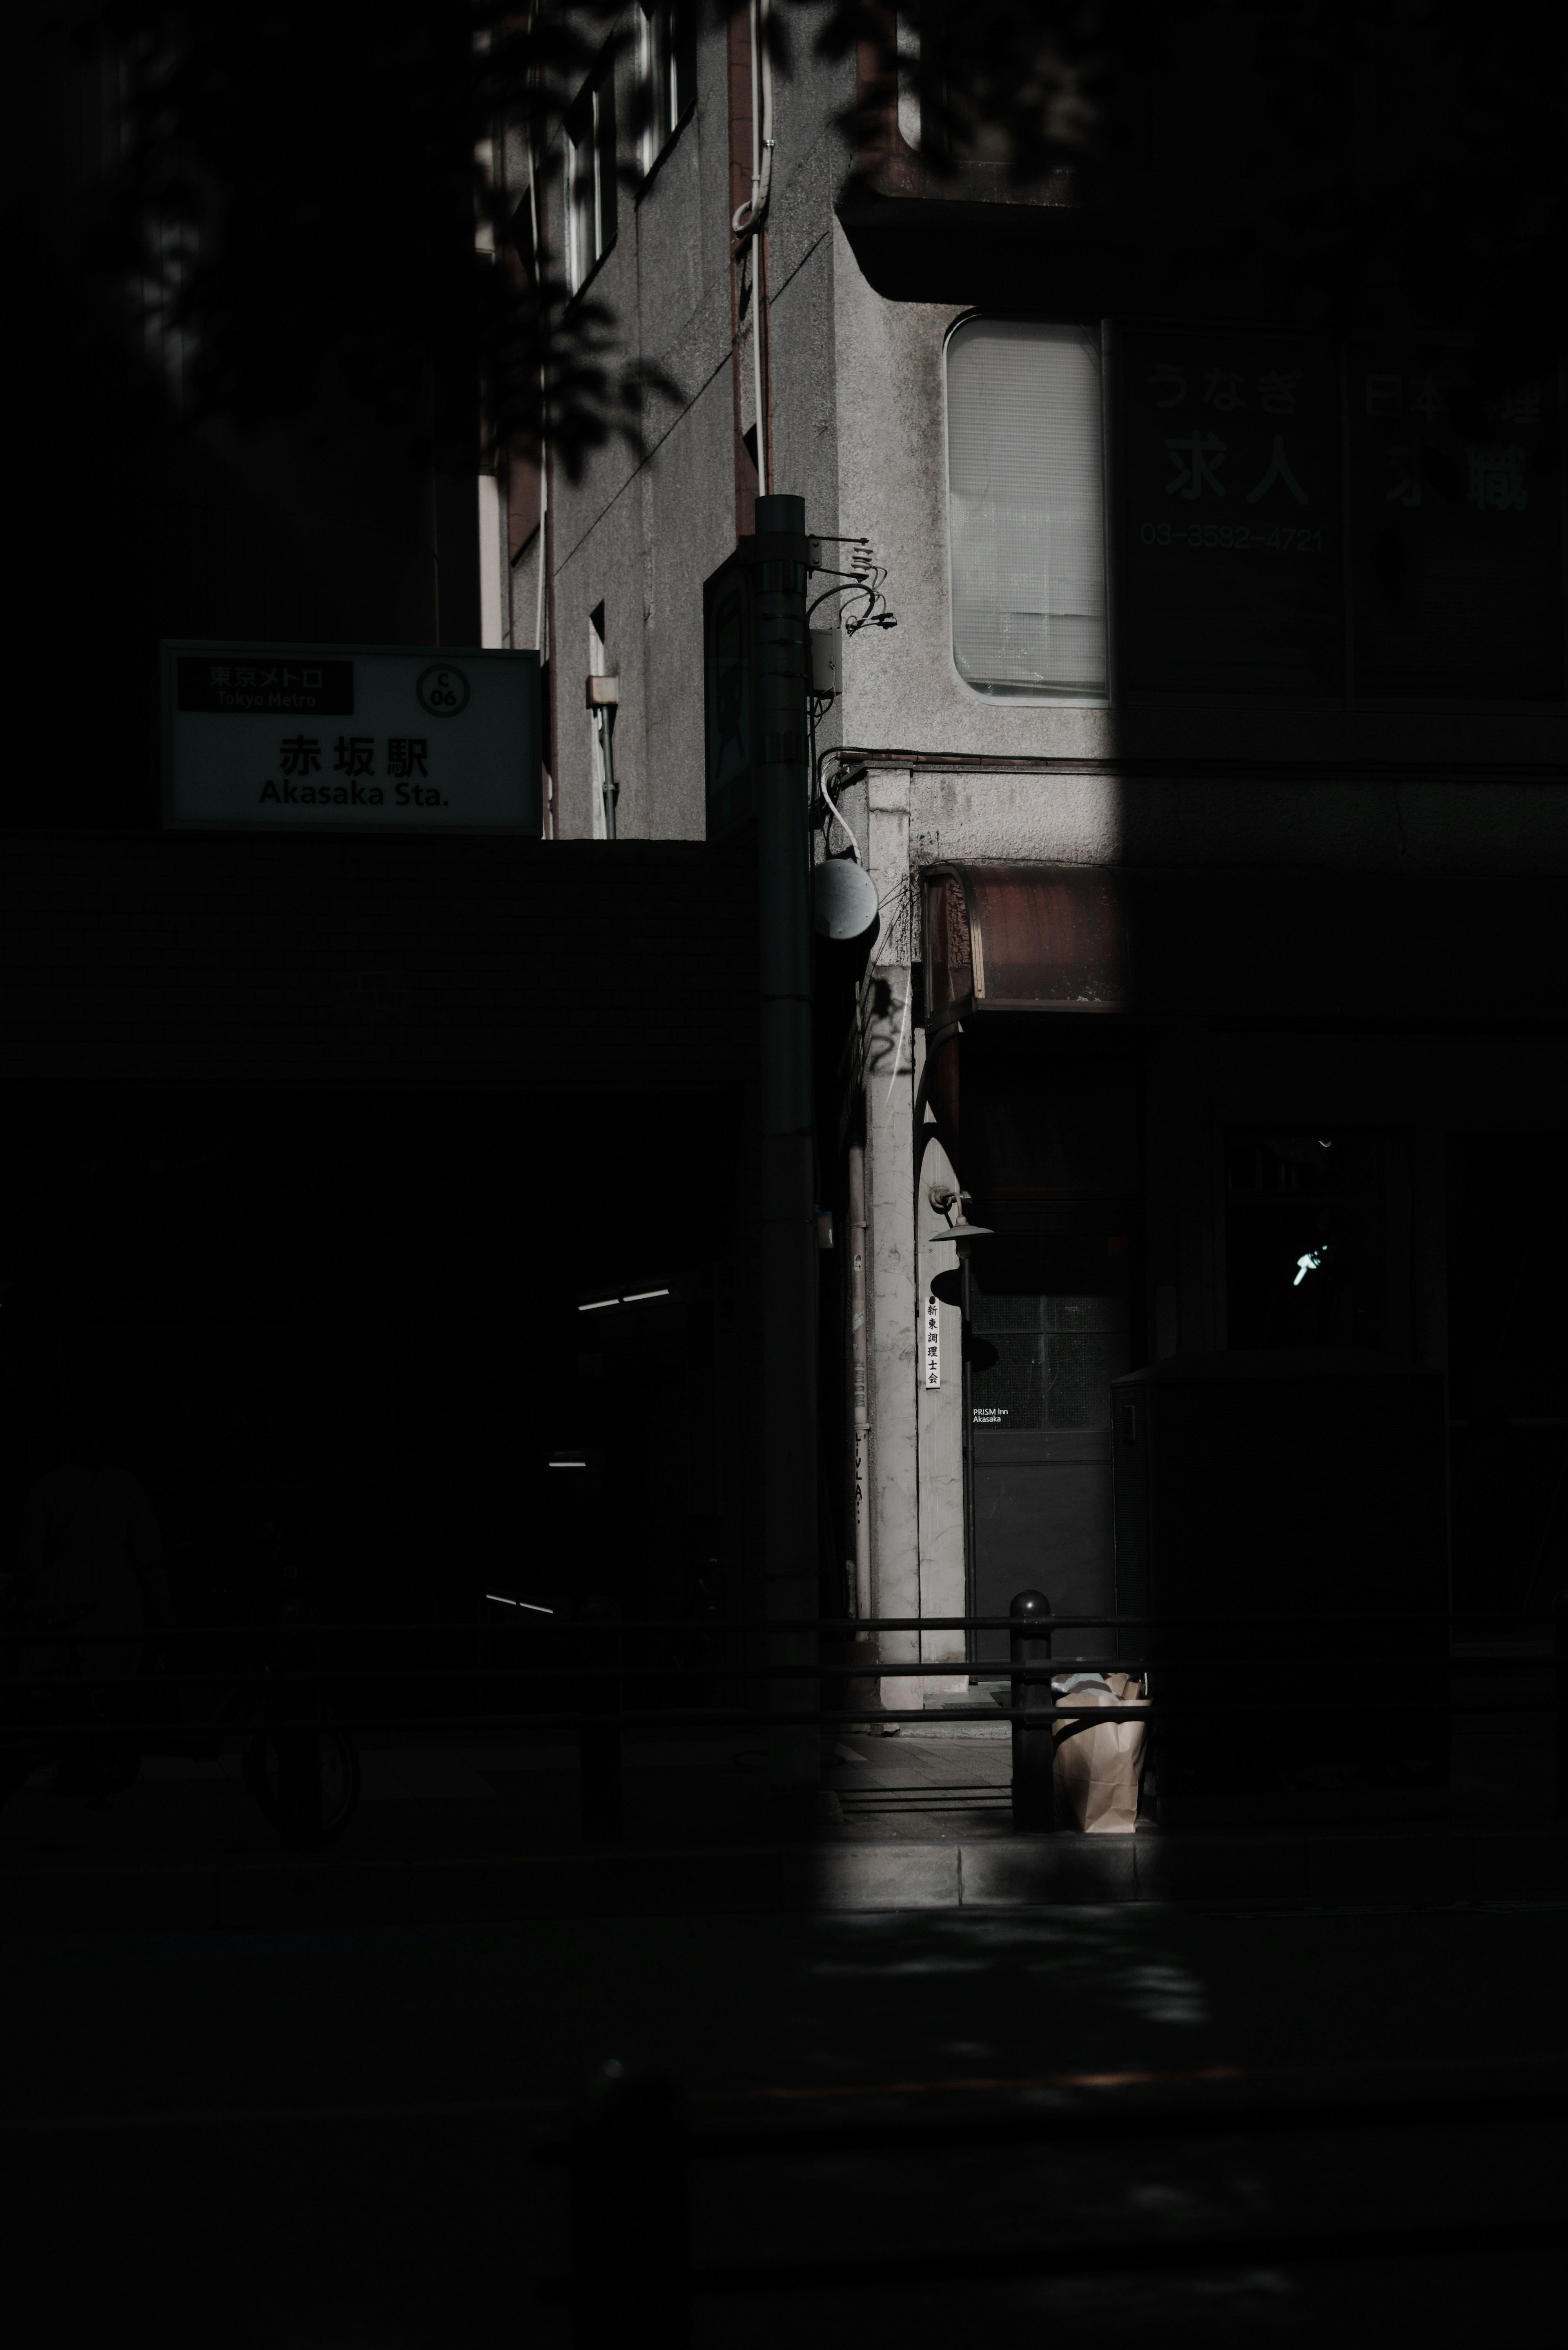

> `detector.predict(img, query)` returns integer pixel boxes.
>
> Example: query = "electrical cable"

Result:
[820,764,862,861]
[526,120,551,837]
[885,979,912,1109]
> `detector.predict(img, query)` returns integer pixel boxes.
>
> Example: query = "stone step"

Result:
[2,1823,1566,1934]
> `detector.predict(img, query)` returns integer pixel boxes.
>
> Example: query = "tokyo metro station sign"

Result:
[162,642,541,833]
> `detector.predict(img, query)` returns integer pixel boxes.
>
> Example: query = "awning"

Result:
[924,858,1568,1028]
[925,864,1129,1016]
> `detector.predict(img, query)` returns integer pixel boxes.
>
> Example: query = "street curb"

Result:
[2,1826,1566,1932]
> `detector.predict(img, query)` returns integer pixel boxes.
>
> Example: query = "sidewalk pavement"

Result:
[1,1710,1563,1932]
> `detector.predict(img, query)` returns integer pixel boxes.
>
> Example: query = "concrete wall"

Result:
[898,766,1568,874]
[766,31,851,536]
[538,12,741,843]
[829,236,1567,775]
[531,19,858,842]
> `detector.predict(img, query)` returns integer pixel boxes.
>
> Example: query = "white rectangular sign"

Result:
[924,1293,941,1389]
[162,642,540,833]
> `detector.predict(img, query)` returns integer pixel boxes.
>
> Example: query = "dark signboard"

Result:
[1120,331,1343,696]
[1348,348,1562,700]
[176,655,355,716]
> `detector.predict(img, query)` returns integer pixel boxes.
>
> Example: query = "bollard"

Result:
[1557,1590,1568,1823]
[579,1594,624,1843]
[1010,1589,1055,1832]
[274,1723,324,1846]
[570,2063,689,2349]
[274,1600,324,1846]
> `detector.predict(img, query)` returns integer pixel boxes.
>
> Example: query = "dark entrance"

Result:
[959,1044,1142,1665]
[968,1222,1134,1664]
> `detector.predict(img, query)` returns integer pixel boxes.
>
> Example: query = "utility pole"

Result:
[750,491,817,1791]
[847,1139,871,1623]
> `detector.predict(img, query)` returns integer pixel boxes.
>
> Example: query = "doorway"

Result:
[967,1224,1133,1666]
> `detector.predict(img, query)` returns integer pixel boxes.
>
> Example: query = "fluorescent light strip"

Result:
[486,1592,555,1615]
[578,1297,619,1313]
[548,1458,587,1469]
[622,1287,671,1303]
[486,1592,516,1605]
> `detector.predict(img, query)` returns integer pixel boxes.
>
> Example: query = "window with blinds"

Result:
[639,1,697,178]
[564,59,617,295]
[945,320,1107,701]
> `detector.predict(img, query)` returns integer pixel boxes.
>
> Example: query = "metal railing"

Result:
[2,1597,1565,1840]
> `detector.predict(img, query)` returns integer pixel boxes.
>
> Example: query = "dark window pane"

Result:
[1225,1130,1383,1200]
[1225,1130,1390,1351]
[596,67,618,248]
[1045,1294,1125,1332]
[962,1053,1138,1200]
[970,1329,1045,1429]
[972,1291,1044,1334]
[1046,1324,1128,1429]
[969,1283,1129,1431]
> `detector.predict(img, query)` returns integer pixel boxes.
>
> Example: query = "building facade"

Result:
[516,7,1568,1727]
[15,4,1560,1712]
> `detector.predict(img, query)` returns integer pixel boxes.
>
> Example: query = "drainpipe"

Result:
[752,488,817,1794]
[732,0,773,494]
[526,129,555,838]
[847,1141,871,1622]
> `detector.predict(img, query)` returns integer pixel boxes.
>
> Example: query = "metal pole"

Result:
[571,2065,689,2348]
[960,1235,977,1666]
[749,490,818,1791]
[744,0,770,497]
[274,1598,324,1847]
[579,1595,624,1843]
[598,707,618,839]
[847,1140,871,1623]
[1010,1589,1055,1831]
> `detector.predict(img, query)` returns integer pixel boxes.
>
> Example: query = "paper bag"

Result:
[1052,1671,1148,1835]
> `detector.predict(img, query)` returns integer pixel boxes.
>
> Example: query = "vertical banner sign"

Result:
[162,643,541,832]
[1120,332,1342,695]
[924,1293,942,1389]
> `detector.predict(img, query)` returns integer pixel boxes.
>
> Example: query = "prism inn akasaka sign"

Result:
[162,642,540,833]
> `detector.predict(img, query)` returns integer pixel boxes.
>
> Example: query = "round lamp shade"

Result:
[813,858,880,941]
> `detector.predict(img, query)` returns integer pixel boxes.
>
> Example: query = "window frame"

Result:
[942,314,1568,716]
[562,56,618,297]
[637,0,697,184]
[942,312,1113,709]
